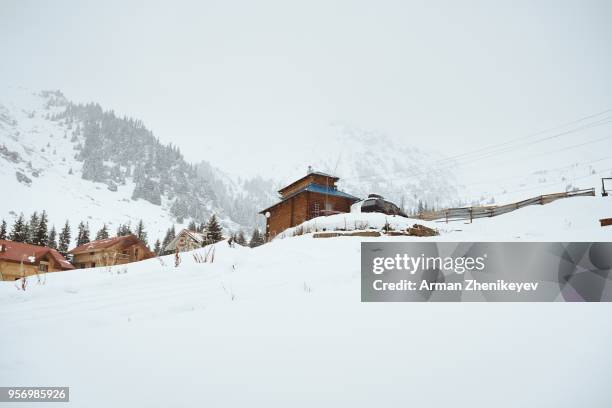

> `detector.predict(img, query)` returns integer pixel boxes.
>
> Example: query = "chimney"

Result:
[307,165,313,174]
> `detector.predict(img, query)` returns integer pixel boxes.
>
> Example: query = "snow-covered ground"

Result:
[279,195,611,241]
[1,197,611,407]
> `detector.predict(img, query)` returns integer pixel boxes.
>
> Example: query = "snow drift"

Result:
[1,198,611,407]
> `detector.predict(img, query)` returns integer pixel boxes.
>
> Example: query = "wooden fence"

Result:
[418,188,595,223]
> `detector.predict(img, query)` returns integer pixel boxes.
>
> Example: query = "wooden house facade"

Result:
[164,229,207,254]
[259,170,360,240]
[0,239,74,281]
[68,235,154,269]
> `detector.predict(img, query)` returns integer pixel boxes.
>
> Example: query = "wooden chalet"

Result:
[259,169,360,239]
[68,235,154,269]
[164,229,207,254]
[0,239,74,281]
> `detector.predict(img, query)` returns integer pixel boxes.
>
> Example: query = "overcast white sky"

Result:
[1,0,611,171]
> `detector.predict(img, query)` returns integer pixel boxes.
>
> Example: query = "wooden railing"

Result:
[418,188,595,223]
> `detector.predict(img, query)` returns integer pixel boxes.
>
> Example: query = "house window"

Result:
[312,202,320,218]
[90,252,95,256]
[38,262,48,272]
[80,264,86,269]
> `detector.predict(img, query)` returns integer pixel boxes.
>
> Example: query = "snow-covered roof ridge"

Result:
[0,239,74,270]
[164,229,208,252]
[68,235,143,254]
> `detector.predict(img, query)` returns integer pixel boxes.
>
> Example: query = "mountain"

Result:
[196,161,279,229]
[0,87,463,248]
[198,124,464,214]
[290,124,462,213]
[226,121,610,212]
[0,87,249,244]
[4,87,605,248]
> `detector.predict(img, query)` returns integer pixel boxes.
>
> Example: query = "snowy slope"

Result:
[293,121,612,210]
[282,124,462,211]
[201,123,463,213]
[1,197,611,407]
[451,114,612,205]
[200,118,612,213]
[2,86,610,248]
[196,161,278,229]
[0,87,238,243]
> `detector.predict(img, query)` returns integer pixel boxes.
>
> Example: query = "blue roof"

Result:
[302,183,361,201]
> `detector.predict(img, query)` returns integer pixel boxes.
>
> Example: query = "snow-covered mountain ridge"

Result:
[200,123,463,213]
[0,87,274,243]
[0,87,462,244]
[3,86,607,247]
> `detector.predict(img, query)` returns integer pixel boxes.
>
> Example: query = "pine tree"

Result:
[58,221,71,257]
[116,222,133,237]
[95,224,109,240]
[34,210,49,246]
[83,222,91,245]
[0,219,7,240]
[236,230,247,246]
[26,211,40,244]
[187,220,197,231]
[153,239,161,255]
[206,214,223,243]
[76,221,84,245]
[161,225,176,253]
[417,200,424,214]
[47,226,58,249]
[135,219,148,246]
[249,228,264,248]
[76,222,90,246]
[10,214,27,242]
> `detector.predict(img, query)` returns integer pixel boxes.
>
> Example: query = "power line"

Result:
[339,132,611,187]
[451,118,612,164]
[490,166,612,197]
[457,133,612,177]
[442,109,612,163]
[339,116,612,184]
[459,156,612,187]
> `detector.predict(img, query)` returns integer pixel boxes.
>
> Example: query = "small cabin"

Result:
[69,235,154,269]
[164,229,207,254]
[0,239,74,281]
[259,169,360,239]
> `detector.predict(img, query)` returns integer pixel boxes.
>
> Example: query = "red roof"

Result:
[69,235,151,255]
[0,240,74,270]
